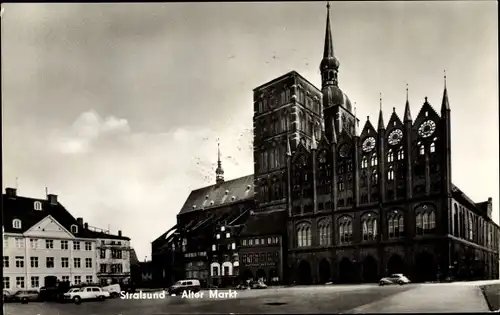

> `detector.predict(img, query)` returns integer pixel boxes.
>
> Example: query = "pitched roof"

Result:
[2,191,130,240]
[240,210,287,237]
[178,175,254,215]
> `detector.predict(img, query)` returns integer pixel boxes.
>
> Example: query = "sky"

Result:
[1,2,498,261]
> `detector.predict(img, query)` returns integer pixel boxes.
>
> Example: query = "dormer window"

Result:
[226,232,230,238]
[210,201,214,206]
[225,190,229,195]
[12,219,22,229]
[212,244,216,251]
[221,226,225,232]
[34,201,42,211]
[231,243,236,250]
[71,225,78,234]
[216,234,220,239]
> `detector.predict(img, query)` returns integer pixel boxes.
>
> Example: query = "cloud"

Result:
[25,110,254,259]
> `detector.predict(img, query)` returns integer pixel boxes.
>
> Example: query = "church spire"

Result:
[353,104,359,137]
[215,141,224,184]
[441,70,450,112]
[378,93,385,130]
[323,2,334,59]
[404,83,412,122]
[320,1,340,87]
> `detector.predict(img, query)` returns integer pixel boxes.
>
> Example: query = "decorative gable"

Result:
[24,215,75,239]
[360,118,377,140]
[385,108,403,136]
[413,97,441,132]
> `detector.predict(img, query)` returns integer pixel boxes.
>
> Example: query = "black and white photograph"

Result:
[1,1,499,314]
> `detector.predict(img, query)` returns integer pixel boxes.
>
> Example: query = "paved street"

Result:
[3,282,493,315]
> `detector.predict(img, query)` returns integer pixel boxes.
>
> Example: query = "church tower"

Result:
[321,2,356,142]
[215,142,224,185]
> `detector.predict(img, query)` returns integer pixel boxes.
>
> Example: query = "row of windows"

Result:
[3,275,94,289]
[184,252,207,258]
[242,237,279,247]
[452,204,499,250]
[2,256,93,269]
[99,263,123,273]
[11,219,80,234]
[259,147,286,173]
[260,180,284,202]
[256,89,291,113]
[296,211,436,246]
[4,237,92,251]
[241,252,279,264]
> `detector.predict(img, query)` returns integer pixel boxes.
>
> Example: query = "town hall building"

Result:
[152,3,499,286]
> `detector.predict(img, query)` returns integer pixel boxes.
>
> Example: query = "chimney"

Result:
[84,223,88,230]
[5,187,17,198]
[47,194,58,205]
[118,230,122,237]
[487,198,493,219]
[76,217,83,226]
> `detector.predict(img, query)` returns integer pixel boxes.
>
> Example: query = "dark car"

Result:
[168,280,201,296]
[11,290,41,303]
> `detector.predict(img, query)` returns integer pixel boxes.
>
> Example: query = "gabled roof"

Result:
[240,210,287,237]
[2,191,130,240]
[178,175,254,215]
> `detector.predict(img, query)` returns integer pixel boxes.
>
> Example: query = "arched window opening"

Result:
[419,145,425,156]
[371,170,378,186]
[361,157,368,169]
[430,142,436,153]
[362,216,378,241]
[371,153,378,166]
[397,148,404,160]
[388,149,394,163]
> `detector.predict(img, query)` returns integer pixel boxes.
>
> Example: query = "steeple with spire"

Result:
[378,93,385,130]
[404,83,412,122]
[321,1,354,142]
[215,142,224,185]
[441,70,450,113]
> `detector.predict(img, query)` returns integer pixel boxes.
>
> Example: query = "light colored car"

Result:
[102,284,121,298]
[63,286,110,304]
[379,274,411,286]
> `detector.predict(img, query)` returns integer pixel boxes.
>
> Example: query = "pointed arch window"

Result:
[274,116,280,134]
[371,153,378,166]
[371,169,378,186]
[387,167,394,181]
[360,173,368,186]
[280,115,286,132]
[388,149,394,163]
[361,156,368,169]
[397,147,404,160]
[299,112,305,132]
[318,221,331,246]
[430,142,436,153]
[416,206,436,235]
[263,151,268,171]
[339,217,353,244]
[274,147,280,168]
[419,145,425,156]
[338,180,345,191]
[362,215,377,241]
[388,212,404,238]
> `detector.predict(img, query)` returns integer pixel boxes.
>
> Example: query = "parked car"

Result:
[102,284,121,298]
[379,274,411,286]
[3,290,14,302]
[10,290,41,303]
[251,281,267,289]
[168,279,201,296]
[63,286,110,304]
